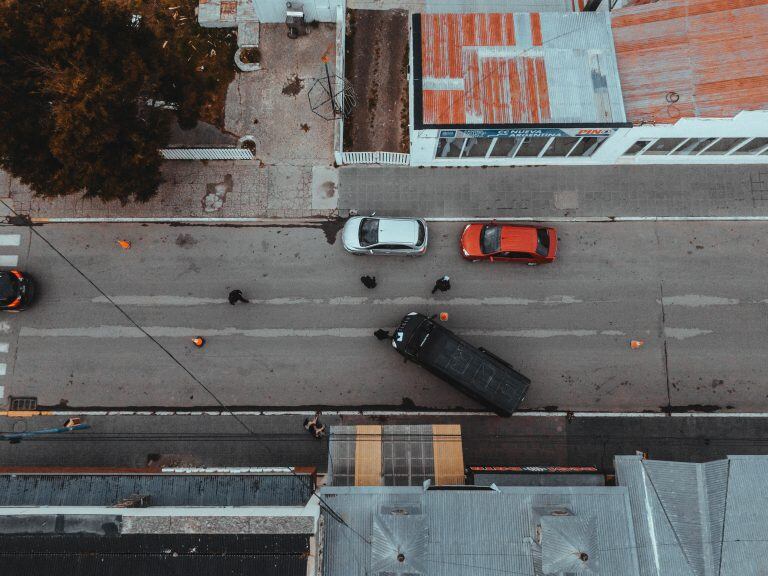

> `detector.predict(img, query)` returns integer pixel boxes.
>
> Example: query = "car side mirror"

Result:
[369,249,375,254]
[489,256,494,263]
[370,211,376,216]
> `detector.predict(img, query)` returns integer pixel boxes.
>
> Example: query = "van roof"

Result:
[417,321,529,413]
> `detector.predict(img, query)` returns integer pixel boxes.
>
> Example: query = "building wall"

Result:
[253,0,338,22]
[410,110,768,166]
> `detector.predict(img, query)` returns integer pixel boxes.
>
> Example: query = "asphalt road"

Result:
[1,220,767,412]
[2,414,768,474]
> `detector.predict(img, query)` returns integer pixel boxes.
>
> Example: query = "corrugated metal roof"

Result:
[616,455,768,576]
[320,485,641,576]
[0,474,312,507]
[611,0,768,123]
[416,11,627,125]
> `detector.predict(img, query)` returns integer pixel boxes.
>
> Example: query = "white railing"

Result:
[339,151,410,165]
[160,148,254,160]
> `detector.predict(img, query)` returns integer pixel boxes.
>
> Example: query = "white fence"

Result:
[161,148,254,160]
[338,151,410,165]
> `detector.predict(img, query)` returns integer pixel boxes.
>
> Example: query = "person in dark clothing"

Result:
[374,329,390,340]
[228,289,249,305]
[431,275,451,294]
[313,421,326,438]
[361,275,377,289]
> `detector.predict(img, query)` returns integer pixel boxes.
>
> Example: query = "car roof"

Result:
[499,226,539,253]
[376,218,419,245]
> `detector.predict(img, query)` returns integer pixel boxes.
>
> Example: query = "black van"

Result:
[392,312,530,416]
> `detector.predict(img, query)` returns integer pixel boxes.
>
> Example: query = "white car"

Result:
[342,216,428,255]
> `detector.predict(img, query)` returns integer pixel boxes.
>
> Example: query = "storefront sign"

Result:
[439,128,615,138]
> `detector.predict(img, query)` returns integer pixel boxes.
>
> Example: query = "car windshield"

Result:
[405,320,433,356]
[359,218,379,247]
[536,228,550,257]
[481,225,501,254]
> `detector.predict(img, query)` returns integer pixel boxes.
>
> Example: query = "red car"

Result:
[460,223,557,264]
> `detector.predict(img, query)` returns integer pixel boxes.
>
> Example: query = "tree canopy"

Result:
[0,0,236,203]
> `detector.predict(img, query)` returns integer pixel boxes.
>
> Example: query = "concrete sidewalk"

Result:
[339,164,768,218]
[3,162,338,220]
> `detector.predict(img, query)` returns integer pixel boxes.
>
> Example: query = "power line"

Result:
[0,202,370,546]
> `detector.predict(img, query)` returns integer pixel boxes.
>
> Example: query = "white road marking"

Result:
[33,409,768,418]
[662,295,740,307]
[30,216,768,223]
[664,328,713,340]
[92,295,227,306]
[0,234,20,246]
[0,322,10,334]
[461,329,625,338]
[0,255,18,267]
[0,343,8,353]
[0,386,4,398]
[19,326,626,339]
[0,364,6,376]
[92,295,586,307]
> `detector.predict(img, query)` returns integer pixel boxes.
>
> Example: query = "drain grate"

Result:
[9,397,37,411]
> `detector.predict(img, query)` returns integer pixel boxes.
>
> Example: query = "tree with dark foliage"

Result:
[0,0,235,204]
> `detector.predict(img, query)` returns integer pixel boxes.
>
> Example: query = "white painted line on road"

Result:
[0,343,8,353]
[93,295,228,306]
[0,235,21,246]
[0,386,4,398]
[0,323,10,334]
[31,217,331,224]
[26,410,768,418]
[26,216,768,224]
[19,325,627,339]
[425,216,768,222]
[92,294,587,307]
[0,364,6,376]
[0,255,18,267]
[664,327,713,340]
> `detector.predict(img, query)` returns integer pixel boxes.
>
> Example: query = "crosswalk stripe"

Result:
[0,235,20,247]
[0,386,4,398]
[0,343,8,353]
[0,255,18,267]
[0,363,6,376]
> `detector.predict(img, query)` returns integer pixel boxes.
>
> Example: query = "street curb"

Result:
[21,216,768,224]
[4,410,768,418]
[425,216,768,222]
[28,217,333,224]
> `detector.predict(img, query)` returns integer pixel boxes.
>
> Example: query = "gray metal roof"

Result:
[0,474,312,507]
[320,485,641,576]
[615,455,768,576]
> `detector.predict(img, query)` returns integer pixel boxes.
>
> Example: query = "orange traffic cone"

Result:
[117,239,131,249]
[439,312,449,321]
[192,336,205,348]
[630,339,644,349]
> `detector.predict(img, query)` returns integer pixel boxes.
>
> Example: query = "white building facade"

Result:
[408,0,768,166]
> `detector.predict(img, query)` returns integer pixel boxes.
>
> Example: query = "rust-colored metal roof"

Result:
[416,12,626,126]
[611,0,768,123]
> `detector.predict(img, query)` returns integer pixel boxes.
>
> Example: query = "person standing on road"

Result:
[361,275,377,289]
[431,275,451,294]
[228,289,249,305]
